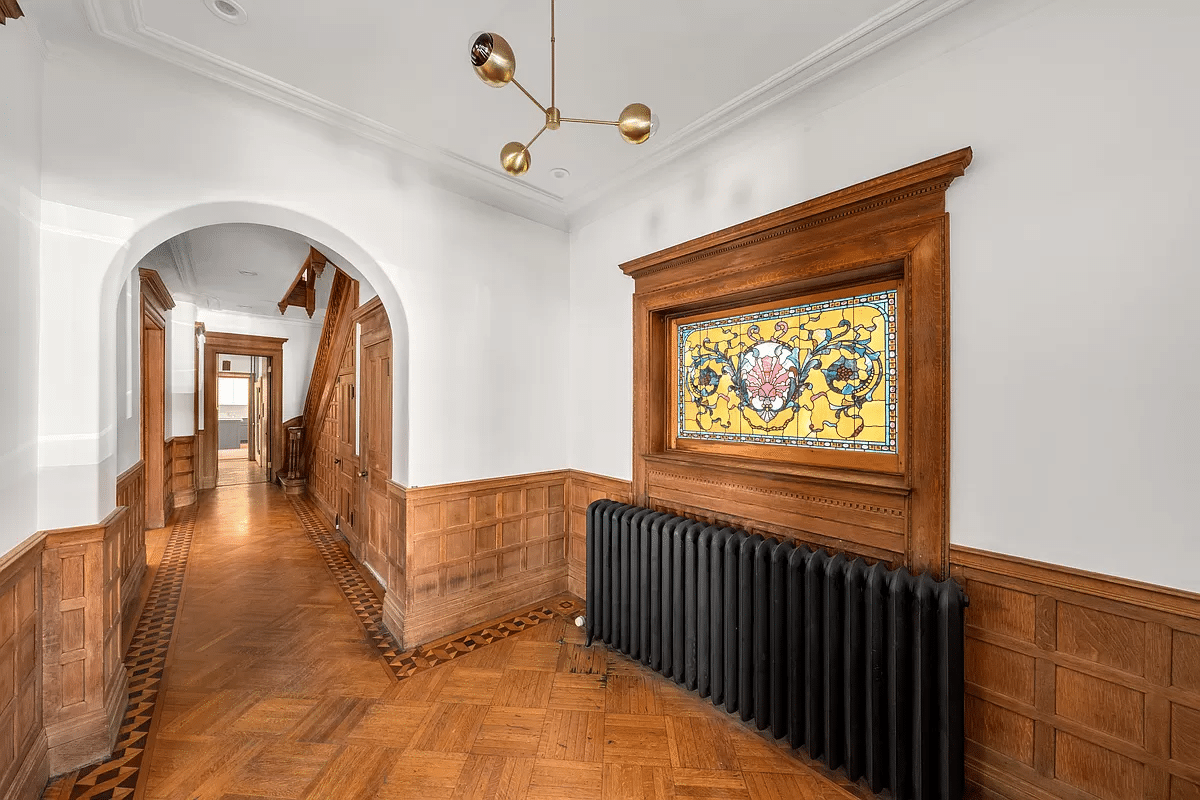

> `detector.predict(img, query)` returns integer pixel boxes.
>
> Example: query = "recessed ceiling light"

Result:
[550,167,570,180]
[238,270,258,276]
[205,0,248,25]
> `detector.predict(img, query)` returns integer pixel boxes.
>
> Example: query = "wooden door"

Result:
[141,318,167,528]
[259,369,271,469]
[359,317,392,581]
[335,371,360,549]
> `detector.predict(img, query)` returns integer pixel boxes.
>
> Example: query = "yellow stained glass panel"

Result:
[676,289,897,453]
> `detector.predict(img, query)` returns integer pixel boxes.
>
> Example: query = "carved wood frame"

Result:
[621,148,972,576]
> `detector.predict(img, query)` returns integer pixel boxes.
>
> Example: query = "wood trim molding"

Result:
[138,268,175,316]
[277,247,328,317]
[0,0,24,25]
[621,148,973,280]
[952,545,1200,631]
[298,268,358,475]
[623,148,972,577]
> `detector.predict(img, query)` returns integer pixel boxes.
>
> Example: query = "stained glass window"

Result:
[676,288,898,453]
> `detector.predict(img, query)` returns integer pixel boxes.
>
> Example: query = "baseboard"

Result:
[309,489,337,532]
[174,487,197,507]
[45,667,127,776]
[1,730,48,800]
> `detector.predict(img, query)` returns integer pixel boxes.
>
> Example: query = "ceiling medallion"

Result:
[469,0,659,177]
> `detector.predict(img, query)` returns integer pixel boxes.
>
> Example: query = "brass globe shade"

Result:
[470,32,516,87]
[618,103,656,145]
[500,142,531,176]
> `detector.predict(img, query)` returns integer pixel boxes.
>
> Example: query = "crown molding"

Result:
[80,0,977,231]
[566,0,979,223]
[165,234,199,294]
[80,0,570,231]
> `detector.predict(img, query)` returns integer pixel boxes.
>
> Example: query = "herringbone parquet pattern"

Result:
[42,483,865,799]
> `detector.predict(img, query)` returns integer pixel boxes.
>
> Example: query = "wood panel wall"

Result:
[308,403,339,524]
[567,471,633,599]
[167,436,196,511]
[381,471,570,649]
[114,463,146,642]
[953,547,1200,800]
[0,467,151,799]
[40,509,128,775]
[0,534,46,800]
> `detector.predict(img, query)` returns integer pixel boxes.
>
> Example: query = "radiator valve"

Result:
[574,615,585,627]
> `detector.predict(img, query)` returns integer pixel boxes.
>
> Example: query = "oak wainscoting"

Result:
[114,462,146,644]
[0,534,47,800]
[167,436,196,510]
[391,471,570,649]
[567,471,632,599]
[39,510,128,775]
[952,547,1200,800]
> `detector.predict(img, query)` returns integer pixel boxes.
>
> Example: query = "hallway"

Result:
[42,484,863,800]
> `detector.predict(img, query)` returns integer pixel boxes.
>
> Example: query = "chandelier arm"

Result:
[550,0,556,110]
[560,117,620,127]
[525,124,549,150]
[510,78,548,115]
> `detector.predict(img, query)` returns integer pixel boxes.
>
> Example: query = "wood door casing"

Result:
[200,333,286,489]
[357,299,392,585]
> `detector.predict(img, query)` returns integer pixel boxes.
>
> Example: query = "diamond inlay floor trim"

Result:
[287,495,584,683]
[43,503,199,800]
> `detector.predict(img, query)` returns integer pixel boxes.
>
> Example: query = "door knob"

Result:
[334,458,341,464]
[359,471,369,478]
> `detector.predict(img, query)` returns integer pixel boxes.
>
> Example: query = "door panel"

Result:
[360,328,391,582]
[336,371,360,550]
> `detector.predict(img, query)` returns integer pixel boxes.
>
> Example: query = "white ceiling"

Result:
[151,223,335,321]
[55,0,974,224]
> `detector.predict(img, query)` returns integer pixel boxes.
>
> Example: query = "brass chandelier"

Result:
[469,0,659,177]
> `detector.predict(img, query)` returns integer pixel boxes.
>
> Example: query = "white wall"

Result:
[114,272,141,475]
[35,34,569,528]
[569,0,1200,592]
[0,20,44,552]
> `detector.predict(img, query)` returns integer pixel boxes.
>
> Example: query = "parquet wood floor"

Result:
[215,458,270,487]
[44,483,867,800]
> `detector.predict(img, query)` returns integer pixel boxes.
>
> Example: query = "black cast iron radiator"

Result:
[585,500,967,800]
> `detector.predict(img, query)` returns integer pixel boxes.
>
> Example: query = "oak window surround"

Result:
[622,148,972,577]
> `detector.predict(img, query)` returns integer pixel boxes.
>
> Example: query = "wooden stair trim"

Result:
[277,246,329,317]
[297,268,358,473]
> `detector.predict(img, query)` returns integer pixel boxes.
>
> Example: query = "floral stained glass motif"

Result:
[677,290,898,453]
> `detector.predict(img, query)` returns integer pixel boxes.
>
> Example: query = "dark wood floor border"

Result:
[42,504,200,800]
[286,494,584,682]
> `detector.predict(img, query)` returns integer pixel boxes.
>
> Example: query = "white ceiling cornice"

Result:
[564,0,979,221]
[80,0,977,231]
[166,235,199,293]
[80,0,572,230]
